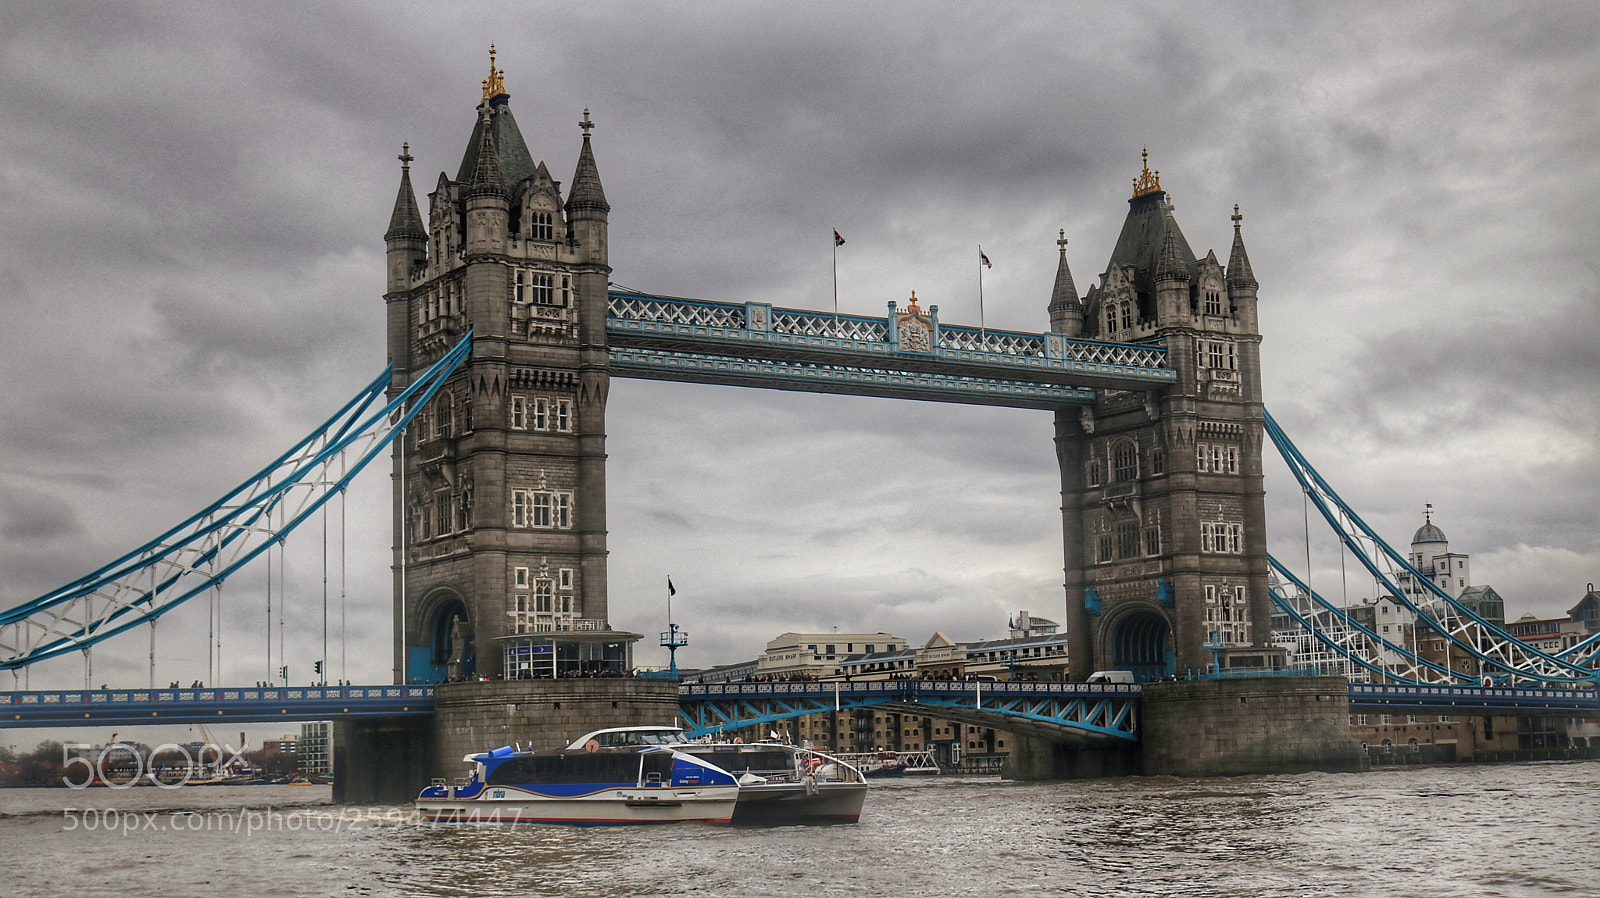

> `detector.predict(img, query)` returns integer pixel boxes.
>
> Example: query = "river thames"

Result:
[1,762,1596,897]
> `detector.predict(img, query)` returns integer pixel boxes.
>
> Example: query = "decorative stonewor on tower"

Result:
[1055,152,1279,681]
[382,48,637,684]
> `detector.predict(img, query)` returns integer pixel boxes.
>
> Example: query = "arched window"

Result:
[1112,441,1138,482]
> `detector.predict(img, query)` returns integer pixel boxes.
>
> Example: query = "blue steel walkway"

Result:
[0,685,434,727]
[3,681,1590,730]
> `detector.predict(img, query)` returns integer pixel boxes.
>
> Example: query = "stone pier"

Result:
[333,678,682,804]
[1005,676,1365,780]
[1139,676,1365,776]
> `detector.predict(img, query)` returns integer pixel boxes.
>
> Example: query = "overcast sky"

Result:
[2,0,1597,733]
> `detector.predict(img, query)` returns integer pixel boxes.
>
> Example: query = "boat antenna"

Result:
[661,576,689,678]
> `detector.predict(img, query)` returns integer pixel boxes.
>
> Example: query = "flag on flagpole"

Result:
[668,578,676,596]
[834,229,846,246]
[980,249,992,268]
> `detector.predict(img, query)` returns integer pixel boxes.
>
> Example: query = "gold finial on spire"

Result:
[1131,147,1162,198]
[906,290,921,313]
[482,44,505,100]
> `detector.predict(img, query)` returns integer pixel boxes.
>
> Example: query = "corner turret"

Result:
[1226,205,1259,332]
[1047,230,1084,337]
[565,109,610,267]
[385,143,428,294]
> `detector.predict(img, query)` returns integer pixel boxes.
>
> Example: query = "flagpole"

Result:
[978,245,986,345]
[832,231,840,338]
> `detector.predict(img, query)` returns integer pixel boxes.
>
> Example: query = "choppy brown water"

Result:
[1,763,1596,897]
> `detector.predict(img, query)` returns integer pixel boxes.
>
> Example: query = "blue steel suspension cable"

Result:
[0,332,473,669]
[1263,408,1596,682]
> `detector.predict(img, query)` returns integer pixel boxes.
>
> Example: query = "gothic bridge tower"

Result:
[1056,153,1278,681]
[382,50,628,683]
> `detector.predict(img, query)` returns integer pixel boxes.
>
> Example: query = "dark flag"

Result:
[834,229,846,246]
[668,578,676,596]
[980,249,992,268]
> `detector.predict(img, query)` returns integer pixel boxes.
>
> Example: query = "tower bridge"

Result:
[2,51,1595,795]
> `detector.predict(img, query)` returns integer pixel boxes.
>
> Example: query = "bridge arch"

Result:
[1101,604,1172,683]
[416,589,474,682]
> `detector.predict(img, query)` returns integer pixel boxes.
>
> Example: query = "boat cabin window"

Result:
[487,751,669,786]
[591,730,678,748]
[686,749,793,775]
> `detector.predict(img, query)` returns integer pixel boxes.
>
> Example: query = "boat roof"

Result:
[565,725,684,751]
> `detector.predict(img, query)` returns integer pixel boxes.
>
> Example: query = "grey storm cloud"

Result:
[1,0,1597,720]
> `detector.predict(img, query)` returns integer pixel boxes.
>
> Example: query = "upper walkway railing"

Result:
[606,290,1175,408]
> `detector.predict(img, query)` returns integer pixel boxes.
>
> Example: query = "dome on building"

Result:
[1412,521,1447,544]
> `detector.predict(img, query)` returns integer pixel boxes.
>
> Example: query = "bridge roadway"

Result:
[0,681,1591,731]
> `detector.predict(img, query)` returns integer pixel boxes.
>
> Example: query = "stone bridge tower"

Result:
[381,50,628,683]
[1056,154,1278,681]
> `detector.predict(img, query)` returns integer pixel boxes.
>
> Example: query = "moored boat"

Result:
[415,740,739,826]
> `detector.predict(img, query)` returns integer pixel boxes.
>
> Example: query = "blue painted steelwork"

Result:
[609,348,1096,408]
[1264,409,1599,684]
[676,680,1141,743]
[0,685,434,728]
[0,334,474,670]
[606,290,1175,406]
[1348,683,1599,714]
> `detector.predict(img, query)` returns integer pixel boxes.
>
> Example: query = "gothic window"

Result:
[435,492,455,535]
[514,270,558,306]
[1225,446,1239,474]
[1205,289,1223,316]
[1087,458,1101,487]
[534,398,549,430]
[1196,443,1208,472]
[1149,448,1164,476]
[1116,522,1139,559]
[530,211,554,241]
[1096,535,1114,563]
[535,580,554,614]
[1199,339,1237,371]
[559,568,574,591]
[1112,442,1138,482]
[514,567,530,590]
[1143,526,1161,556]
[555,399,573,433]
[1119,302,1133,331]
[512,490,575,530]
[511,396,527,430]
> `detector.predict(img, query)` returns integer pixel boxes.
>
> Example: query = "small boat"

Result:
[567,726,869,825]
[415,739,739,826]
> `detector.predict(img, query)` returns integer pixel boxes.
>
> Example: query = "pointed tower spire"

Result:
[1156,211,1190,283]
[566,108,610,217]
[1227,204,1257,288]
[1048,229,1085,337]
[466,119,506,198]
[385,143,427,240]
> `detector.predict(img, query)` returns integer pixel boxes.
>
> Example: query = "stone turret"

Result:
[1226,204,1259,332]
[1048,230,1084,336]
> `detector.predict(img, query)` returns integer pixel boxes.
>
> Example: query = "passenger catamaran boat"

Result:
[570,726,869,825]
[415,739,740,826]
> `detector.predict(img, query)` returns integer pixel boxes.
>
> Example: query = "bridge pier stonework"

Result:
[1139,676,1365,776]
